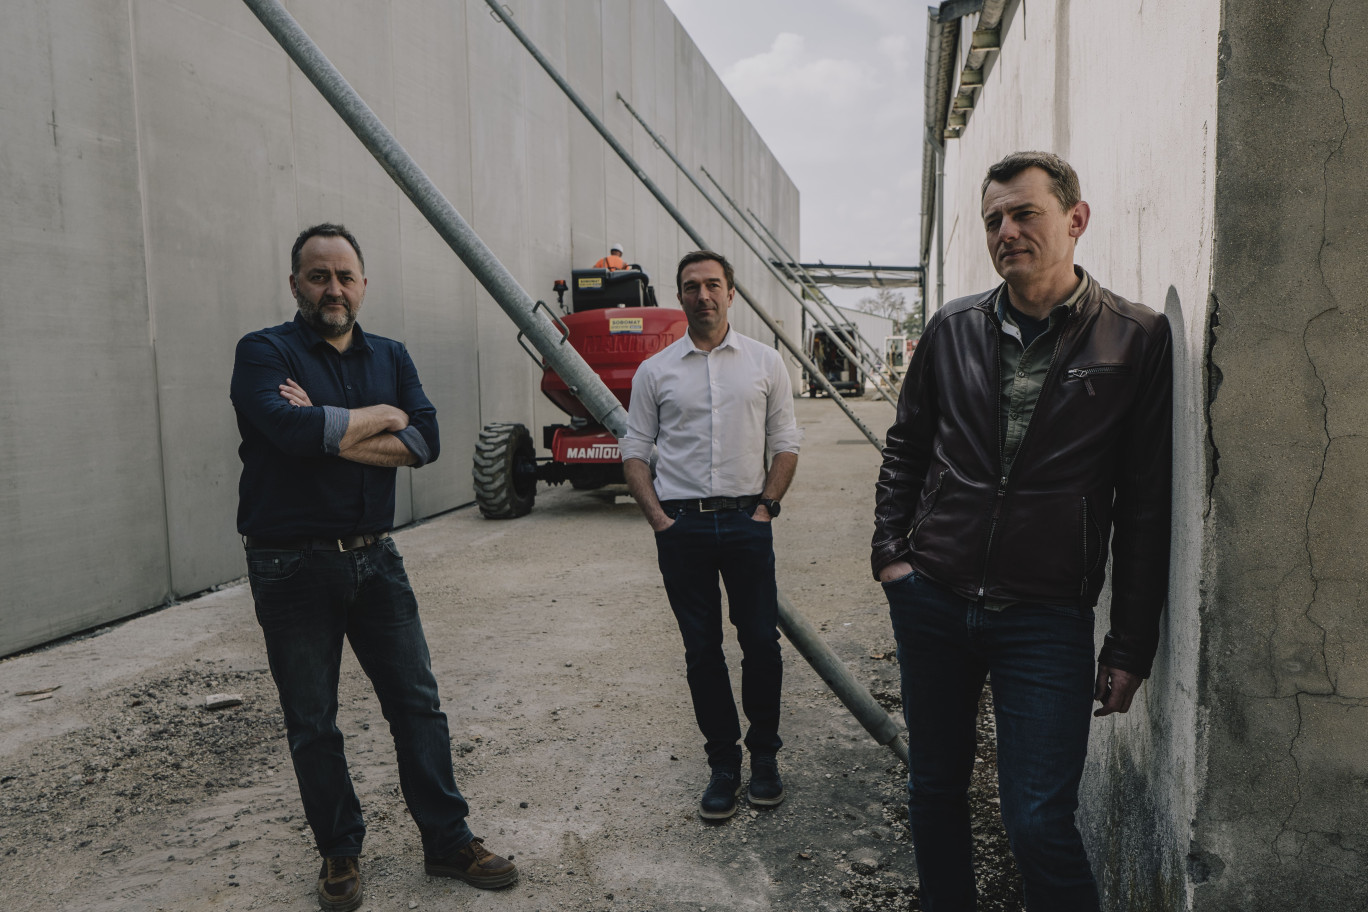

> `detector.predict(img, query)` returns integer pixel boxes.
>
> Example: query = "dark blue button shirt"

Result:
[230,313,440,538]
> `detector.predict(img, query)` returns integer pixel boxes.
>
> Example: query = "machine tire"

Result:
[473,423,537,519]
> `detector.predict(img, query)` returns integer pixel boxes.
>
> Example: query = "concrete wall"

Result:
[925,0,1219,907]
[0,0,801,657]
[1197,2,1368,907]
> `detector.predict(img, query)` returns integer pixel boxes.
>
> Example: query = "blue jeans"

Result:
[247,537,473,859]
[655,507,783,769]
[884,570,1100,912]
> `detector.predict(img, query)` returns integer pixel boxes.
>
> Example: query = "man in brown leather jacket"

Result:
[871,152,1172,912]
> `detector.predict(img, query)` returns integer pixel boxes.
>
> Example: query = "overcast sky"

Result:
[662,0,927,307]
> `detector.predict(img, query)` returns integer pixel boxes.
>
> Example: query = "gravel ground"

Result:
[0,396,1022,911]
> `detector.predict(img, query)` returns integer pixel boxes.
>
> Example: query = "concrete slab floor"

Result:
[0,396,965,912]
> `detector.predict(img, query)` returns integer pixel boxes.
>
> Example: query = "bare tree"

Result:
[856,288,906,322]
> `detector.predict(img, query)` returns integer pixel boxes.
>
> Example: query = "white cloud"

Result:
[723,33,875,109]
[877,35,911,74]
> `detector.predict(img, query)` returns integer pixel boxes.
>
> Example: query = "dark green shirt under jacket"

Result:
[987,267,1092,609]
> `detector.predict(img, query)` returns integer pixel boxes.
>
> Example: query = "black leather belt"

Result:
[244,532,389,552]
[659,495,760,514]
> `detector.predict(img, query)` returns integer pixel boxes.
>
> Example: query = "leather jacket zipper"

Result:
[1081,496,1090,595]
[977,309,1072,598]
[1066,364,1127,396]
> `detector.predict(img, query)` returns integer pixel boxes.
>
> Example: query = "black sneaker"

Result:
[748,755,785,807]
[698,766,742,820]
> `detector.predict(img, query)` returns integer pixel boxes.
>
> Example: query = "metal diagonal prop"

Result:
[481,0,884,451]
[698,168,905,398]
[702,165,902,392]
[239,0,907,766]
[614,92,899,409]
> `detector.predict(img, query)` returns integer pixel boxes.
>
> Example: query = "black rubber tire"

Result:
[472,423,537,519]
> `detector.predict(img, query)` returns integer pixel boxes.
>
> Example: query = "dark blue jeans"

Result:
[884,570,1100,912]
[656,507,783,769]
[247,537,473,859]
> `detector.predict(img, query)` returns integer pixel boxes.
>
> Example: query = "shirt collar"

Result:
[996,266,1091,326]
[682,326,737,356]
[292,311,373,354]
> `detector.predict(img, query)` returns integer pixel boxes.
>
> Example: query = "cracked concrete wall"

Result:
[1197,0,1368,907]
[0,0,800,656]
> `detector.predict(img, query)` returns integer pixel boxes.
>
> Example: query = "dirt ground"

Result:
[0,396,1023,912]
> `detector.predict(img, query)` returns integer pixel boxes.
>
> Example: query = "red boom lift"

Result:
[472,266,685,518]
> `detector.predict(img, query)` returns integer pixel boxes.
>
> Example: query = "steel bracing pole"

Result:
[699,166,901,394]
[614,93,898,409]
[699,165,894,387]
[481,0,884,451]
[744,206,903,390]
[239,0,624,433]
[741,204,901,393]
[240,0,906,766]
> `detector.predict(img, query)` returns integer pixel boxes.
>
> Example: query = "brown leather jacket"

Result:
[871,280,1172,677]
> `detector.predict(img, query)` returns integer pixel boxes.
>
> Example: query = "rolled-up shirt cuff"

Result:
[394,426,431,468]
[322,405,350,456]
[619,436,654,464]
[767,427,803,455]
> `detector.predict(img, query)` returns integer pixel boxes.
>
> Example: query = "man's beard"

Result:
[296,288,356,338]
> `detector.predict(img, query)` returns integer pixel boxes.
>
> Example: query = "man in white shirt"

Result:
[622,250,801,821]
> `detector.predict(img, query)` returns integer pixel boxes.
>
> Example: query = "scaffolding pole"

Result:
[747,206,905,386]
[700,167,902,393]
[239,0,907,767]
[614,93,898,408]
[481,1,884,451]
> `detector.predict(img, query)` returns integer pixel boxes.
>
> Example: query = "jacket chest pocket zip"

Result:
[1066,364,1129,397]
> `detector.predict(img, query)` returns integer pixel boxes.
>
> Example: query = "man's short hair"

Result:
[291,223,365,276]
[676,250,735,291]
[981,151,1081,211]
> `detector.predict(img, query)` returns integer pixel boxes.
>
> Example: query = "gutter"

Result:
[918,0,1010,316]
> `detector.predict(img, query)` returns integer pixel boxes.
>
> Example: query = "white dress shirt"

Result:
[620,328,802,500]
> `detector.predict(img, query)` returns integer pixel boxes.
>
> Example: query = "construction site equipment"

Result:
[482,1,884,451]
[807,322,865,398]
[613,93,899,408]
[239,0,907,766]
[474,269,686,518]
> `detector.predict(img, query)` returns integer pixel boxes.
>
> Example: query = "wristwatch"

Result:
[758,498,782,517]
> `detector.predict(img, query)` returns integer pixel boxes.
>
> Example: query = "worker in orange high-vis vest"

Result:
[594,243,628,270]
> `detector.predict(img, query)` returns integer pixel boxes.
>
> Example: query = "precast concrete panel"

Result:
[391,1,480,514]
[465,3,539,428]
[1,0,800,655]
[521,2,578,447]
[132,0,301,595]
[626,1,663,280]
[0,0,170,655]
[599,0,638,260]
[562,4,610,275]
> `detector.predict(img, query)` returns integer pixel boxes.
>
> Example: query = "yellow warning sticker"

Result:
[577,277,603,289]
[609,316,644,334]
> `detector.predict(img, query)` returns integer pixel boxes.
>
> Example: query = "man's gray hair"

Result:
[981,151,1081,211]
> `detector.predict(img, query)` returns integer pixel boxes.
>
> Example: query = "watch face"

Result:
[761,498,780,516]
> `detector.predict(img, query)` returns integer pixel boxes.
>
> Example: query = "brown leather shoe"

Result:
[316,856,362,911]
[424,836,519,889]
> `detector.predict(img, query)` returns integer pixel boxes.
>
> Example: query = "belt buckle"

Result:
[336,538,346,552]
[698,498,719,513]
